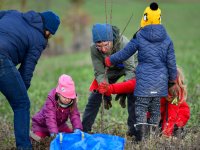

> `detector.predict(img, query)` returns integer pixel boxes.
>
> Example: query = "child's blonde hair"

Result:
[177,67,187,102]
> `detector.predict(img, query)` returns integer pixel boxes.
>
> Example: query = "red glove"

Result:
[98,82,113,96]
[105,57,112,67]
[98,79,136,96]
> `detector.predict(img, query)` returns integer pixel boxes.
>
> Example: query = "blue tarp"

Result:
[50,130,125,150]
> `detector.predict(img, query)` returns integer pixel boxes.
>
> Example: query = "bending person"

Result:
[98,68,190,138]
[0,10,60,149]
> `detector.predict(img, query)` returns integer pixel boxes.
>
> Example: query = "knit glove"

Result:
[115,94,127,108]
[98,82,112,96]
[103,95,112,110]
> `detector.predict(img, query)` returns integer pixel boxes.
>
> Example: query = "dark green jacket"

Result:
[90,26,137,84]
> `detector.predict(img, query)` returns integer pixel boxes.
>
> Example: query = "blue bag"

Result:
[50,130,125,150]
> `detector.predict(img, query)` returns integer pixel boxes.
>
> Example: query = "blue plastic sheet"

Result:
[50,130,125,150]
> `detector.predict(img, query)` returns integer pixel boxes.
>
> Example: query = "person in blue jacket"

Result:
[104,2,178,141]
[0,10,60,149]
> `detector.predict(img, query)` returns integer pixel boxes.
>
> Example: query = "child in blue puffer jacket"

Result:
[104,2,178,141]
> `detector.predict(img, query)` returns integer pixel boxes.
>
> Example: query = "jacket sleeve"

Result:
[110,79,136,94]
[18,46,44,89]
[175,101,190,127]
[43,96,59,134]
[90,45,108,83]
[167,40,177,81]
[121,36,137,81]
[69,102,83,130]
[110,38,138,66]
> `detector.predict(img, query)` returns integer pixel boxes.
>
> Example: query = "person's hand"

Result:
[50,133,57,139]
[103,95,112,110]
[115,94,127,108]
[74,129,81,133]
[104,57,112,67]
[98,82,112,96]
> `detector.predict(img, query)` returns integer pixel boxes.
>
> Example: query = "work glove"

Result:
[104,56,112,67]
[103,95,112,110]
[98,82,112,96]
[115,94,127,108]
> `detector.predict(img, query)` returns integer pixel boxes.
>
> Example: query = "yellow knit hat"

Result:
[140,2,161,28]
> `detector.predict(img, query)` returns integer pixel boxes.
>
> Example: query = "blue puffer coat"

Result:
[110,25,177,97]
[0,10,47,89]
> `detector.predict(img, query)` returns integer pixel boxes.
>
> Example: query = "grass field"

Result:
[0,0,200,149]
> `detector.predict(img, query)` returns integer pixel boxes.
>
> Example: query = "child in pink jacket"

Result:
[30,74,82,141]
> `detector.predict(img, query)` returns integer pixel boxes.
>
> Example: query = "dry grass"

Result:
[125,129,200,150]
[0,120,199,150]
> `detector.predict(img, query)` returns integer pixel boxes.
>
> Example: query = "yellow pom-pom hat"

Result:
[140,2,161,28]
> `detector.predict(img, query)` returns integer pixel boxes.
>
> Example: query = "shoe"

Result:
[149,124,159,139]
[173,127,185,139]
[126,126,137,137]
[134,124,149,142]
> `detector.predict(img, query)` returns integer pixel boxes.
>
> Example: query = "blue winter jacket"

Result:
[0,10,47,89]
[110,25,177,97]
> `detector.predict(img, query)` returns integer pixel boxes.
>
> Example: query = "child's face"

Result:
[58,94,72,105]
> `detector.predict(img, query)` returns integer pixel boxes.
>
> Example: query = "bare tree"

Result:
[63,0,91,52]
[0,0,6,9]
[20,0,27,11]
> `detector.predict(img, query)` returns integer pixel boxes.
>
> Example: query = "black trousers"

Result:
[82,92,136,132]
[135,96,160,125]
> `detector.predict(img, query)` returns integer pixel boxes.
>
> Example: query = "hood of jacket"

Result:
[139,24,167,42]
[22,10,44,34]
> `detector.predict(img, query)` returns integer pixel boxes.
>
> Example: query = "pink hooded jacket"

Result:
[31,88,83,134]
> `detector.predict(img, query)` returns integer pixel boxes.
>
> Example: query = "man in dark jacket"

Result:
[82,23,137,135]
[0,10,60,149]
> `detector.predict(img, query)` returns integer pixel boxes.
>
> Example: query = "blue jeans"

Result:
[82,92,136,132]
[0,54,32,149]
